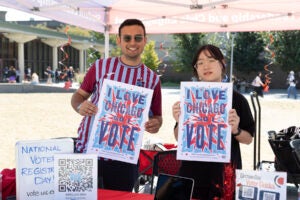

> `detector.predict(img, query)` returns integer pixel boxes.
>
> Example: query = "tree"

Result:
[171,33,206,72]
[86,47,101,67]
[272,30,300,72]
[233,32,266,73]
[110,46,121,57]
[57,25,91,37]
[141,40,161,71]
[87,32,118,65]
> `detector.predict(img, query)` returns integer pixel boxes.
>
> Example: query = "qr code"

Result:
[262,192,276,200]
[58,159,94,192]
[241,186,256,198]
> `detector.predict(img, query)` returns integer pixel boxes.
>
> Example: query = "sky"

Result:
[0,6,49,21]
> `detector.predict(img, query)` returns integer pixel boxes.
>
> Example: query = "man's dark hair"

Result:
[118,19,146,36]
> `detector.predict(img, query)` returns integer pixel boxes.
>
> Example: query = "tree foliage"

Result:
[272,30,300,72]
[58,25,92,37]
[110,46,121,57]
[141,40,161,70]
[233,32,266,73]
[171,33,206,72]
[32,22,300,77]
[86,47,101,67]
[86,33,119,66]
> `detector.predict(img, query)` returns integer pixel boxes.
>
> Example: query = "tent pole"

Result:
[104,30,109,59]
[104,7,110,59]
[229,33,235,82]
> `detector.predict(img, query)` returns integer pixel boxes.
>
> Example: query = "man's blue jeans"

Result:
[287,86,297,99]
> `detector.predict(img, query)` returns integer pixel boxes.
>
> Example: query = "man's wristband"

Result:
[232,128,242,137]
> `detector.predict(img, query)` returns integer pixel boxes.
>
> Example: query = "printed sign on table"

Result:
[15,138,74,200]
[177,82,233,163]
[87,79,153,164]
[54,153,98,200]
[236,170,287,200]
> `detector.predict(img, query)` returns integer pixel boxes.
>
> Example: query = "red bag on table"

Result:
[1,168,16,200]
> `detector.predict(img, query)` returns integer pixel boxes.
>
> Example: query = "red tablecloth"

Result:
[98,189,153,200]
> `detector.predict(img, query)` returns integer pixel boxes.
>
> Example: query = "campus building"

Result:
[0,11,104,83]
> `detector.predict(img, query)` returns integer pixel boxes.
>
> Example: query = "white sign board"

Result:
[236,170,287,200]
[16,138,74,200]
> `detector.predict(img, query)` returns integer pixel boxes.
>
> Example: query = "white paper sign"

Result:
[87,79,153,164]
[236,170,287,200]
[54,153,98,200]
[177,82,233,163]
[15,138,74,200]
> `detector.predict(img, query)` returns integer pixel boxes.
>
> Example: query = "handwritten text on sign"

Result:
[16,138,73,200]
[20,145,60,185]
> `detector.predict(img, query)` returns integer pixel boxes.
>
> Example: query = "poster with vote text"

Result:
[177,82,233,163]
[87,79,153,164]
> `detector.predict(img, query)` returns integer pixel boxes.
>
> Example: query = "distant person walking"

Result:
[44,66,53,84]
[31,73,39,84]
[55,68,61,83]
[67,66,75,82]
[287,70,297,99]
[25,67,31,82]
[251,72,264,97]
[7,66,17,83]
[16,68,20,83]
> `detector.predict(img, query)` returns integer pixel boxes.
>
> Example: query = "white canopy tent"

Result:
[0,0,300,57]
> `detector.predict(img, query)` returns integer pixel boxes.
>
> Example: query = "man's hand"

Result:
[145,116,162,133]
[77,100,98,116]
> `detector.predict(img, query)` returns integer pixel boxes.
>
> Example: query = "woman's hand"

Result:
[228,109,240,134]
[172,101,181,122]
